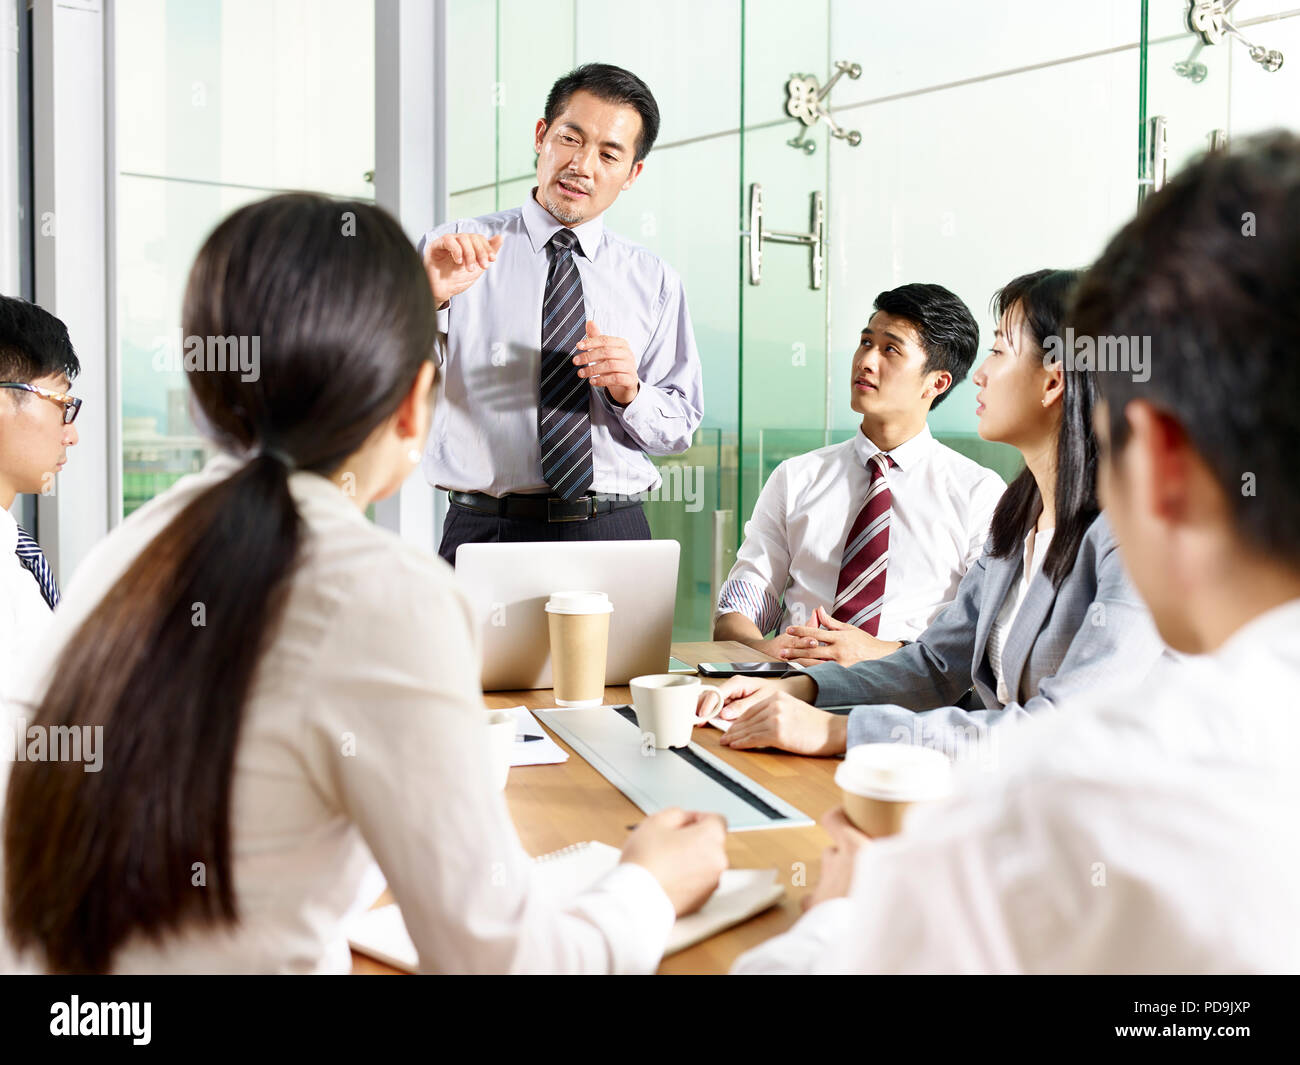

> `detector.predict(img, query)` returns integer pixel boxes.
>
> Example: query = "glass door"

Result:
[737,0,834,605]
[1140,0,1233,202]
[1140,0,1298,197]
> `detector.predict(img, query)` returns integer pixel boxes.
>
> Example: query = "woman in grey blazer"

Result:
[708,269,1165,757]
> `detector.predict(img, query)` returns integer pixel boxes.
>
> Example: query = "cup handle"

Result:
[696,688,724,723]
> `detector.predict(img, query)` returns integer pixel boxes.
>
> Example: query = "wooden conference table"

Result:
[351,641,842,975]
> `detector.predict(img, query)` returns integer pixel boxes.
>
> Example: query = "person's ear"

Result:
[393,361,437,446]
[1124,399,1192,524]
[534,118,548,155]
[923,369,952,401]
[621,159,644,191]
[1041,361,1065,409]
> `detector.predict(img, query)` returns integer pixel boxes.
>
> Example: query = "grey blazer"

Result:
[805,512,1165,751]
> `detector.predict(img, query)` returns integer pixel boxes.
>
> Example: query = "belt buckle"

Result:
[547,496,592,523]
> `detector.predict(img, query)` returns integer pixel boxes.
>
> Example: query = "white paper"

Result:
[348,841,784,970]
[502,705,569,766]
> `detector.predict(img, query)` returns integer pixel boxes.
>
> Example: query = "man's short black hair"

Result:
[871,283,979,409]
[543,63,661,164]
[0,296,80,393]
[1071,130,1300,569]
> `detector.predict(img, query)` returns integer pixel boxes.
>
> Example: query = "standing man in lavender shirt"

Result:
[417,63,704,564]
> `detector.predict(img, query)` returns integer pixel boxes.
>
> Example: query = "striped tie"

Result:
[15,525,59,610]
[538,228,594,501]
[832,453,893,633]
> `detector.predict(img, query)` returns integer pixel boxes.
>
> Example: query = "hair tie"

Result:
[259,446,297,471]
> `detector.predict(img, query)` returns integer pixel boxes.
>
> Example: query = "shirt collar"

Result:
[0,504,17,554]
[852,423,934,473]
[204,450,372,527]
[1212,596,1300,666]
[522,187,605,260]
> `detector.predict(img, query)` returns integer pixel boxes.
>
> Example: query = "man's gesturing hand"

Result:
[423,233,504,305]
[575,320,640,406]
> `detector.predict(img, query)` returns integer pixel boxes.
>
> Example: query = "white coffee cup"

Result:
[835,743,953,837]
[629,674,724,750]
[485,710,515,791]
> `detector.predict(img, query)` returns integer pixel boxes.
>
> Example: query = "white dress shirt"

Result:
[717,425,1006,639]
[0,505,53,703]
[732,598,1300,973]
[418,190,704,497]
[1,452,675,974]
[987,527,1054,705]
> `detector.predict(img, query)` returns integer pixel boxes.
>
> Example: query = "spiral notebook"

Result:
[348,841,784,971]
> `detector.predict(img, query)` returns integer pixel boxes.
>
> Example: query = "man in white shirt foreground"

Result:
[0,297,81,699]
[733,133,1300,974]
[715,283,1005,666]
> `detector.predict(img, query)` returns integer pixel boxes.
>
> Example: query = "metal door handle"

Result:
[741,183,824,289]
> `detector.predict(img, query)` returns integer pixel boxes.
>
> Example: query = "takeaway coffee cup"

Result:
[629,674,724,750]
[835,743,954,837]
[545,591,614,707]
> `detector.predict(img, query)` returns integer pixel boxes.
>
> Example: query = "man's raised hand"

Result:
[423,233,504,305]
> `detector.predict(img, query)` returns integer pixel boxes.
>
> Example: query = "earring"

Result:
[408,447,422,463]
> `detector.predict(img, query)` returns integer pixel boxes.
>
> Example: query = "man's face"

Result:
[0,373,78,495]
[849,311,948,421]
[534,90,644,226]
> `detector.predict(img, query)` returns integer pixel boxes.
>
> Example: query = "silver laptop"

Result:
[455,540,680,691]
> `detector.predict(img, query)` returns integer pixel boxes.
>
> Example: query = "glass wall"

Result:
[110,0,1300,636]
[115,0,374,515]
[442,0,1153,640]
[1142,0,1300,183]
[821,0,1140,477]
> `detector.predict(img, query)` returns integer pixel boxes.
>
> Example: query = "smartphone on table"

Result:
[696,662,802,679]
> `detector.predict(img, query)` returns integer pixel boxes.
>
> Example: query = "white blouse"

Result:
[986,527,1054,705]
[0,453,674,974]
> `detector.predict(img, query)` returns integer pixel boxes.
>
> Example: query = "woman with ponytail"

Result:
[1,194,725,974]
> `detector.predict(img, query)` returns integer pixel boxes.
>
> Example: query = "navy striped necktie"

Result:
[15,525,59,610]
[538,228,594,501]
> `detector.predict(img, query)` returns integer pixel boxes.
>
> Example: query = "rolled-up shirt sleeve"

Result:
[600,269,703,456]
[716,463,792,636]
[416,227,452,369]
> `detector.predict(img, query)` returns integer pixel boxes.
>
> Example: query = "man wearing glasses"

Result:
[0,296,82,696]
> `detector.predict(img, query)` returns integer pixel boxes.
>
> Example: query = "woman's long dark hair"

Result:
[987,269,1099,586]
[4,194,437,973]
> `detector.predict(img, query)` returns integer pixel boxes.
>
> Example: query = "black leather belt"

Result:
[448,490,644,523]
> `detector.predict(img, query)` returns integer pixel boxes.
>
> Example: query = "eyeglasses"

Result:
[0,382,83,424]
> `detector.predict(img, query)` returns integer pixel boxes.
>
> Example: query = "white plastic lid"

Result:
[835,743,953,802]
[544,590,614,615]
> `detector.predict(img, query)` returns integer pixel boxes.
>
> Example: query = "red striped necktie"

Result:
[832,452,894,633]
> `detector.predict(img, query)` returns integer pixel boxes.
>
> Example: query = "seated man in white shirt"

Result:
[715,283,1005,665]
[0,297,81,695]
[732,132,1300,974]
